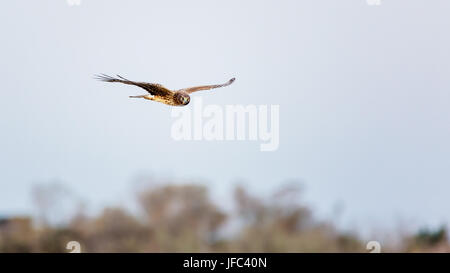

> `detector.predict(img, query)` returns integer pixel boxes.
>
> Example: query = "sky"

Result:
[0,0,449,235]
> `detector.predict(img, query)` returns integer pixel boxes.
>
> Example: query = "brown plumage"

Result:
[95,74,235,106]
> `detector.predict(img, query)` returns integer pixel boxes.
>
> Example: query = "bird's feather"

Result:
[95,74,173,96]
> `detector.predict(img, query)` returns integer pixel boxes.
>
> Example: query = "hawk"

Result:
[95,74,235,106]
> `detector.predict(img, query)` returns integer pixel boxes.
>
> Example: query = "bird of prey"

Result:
[95,74,235,106]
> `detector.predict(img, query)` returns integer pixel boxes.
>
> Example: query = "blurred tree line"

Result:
[0,182,448,252]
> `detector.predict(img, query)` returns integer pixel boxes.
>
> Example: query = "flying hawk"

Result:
[95,74,235,106]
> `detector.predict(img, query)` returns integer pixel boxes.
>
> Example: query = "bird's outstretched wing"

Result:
[177,78,235,94]
[95,74,173,96]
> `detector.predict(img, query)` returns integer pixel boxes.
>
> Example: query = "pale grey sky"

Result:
[1,0,449,234]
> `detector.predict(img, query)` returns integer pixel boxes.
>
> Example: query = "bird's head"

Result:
[175,92,191,106]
